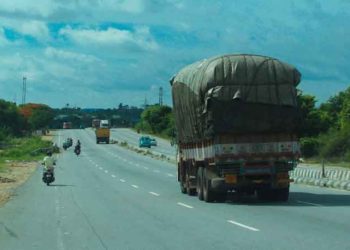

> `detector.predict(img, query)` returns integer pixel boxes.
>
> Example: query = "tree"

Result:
[297,94,331,137]
[19,103,54,130]
[0,99,26,137]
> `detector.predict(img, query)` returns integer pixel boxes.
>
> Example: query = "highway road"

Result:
[1,129,350,250]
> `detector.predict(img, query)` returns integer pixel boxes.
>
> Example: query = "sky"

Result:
[0,0,349,108]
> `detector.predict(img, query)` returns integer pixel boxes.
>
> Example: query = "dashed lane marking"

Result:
[99,167,103,170]
[149,192,160,196]
[153,170,160,173]
[104,170,108,174]
[131,185,139,189]
[167,173,174,177]
[144,167,149,170]
[297,200,322,206]
[177,202,193,209]
[227,220,260,232]
[120,179,126,183]
[111,175,116,178]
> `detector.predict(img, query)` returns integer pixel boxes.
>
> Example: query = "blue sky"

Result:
[0,0,349,108]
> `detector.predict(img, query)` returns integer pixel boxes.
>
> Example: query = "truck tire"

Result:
[203,168,214,202]
[257,189,272,201]
[186,171,196,196]
[196,168,204,200]
[180,181,186,194]
[274,187,289,202]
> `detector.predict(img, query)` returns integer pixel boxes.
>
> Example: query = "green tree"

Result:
[297,94,331,137]
[28,105,54,130]
[0,99,26,137]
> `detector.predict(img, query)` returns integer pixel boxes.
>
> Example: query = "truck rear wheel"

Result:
[203,168,214,202]
[196,168,204,200]
[186,170,196,196]
[273,187,289,202]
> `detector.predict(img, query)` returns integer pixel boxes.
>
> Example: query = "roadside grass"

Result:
[0,136,52,162]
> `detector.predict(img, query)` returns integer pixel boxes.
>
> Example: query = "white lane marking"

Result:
[111,174,116,178]
[131,185,139,189]
[99,167,103,170]
[135,163,140,167]
[104,170,108,174]
[297,200,322,206]
[149,192,160,197]
[167,173,174,177]
[120,179,126,182]
[153,170,160,173]
[144,167,149,170]
[227,220,260,232]
[177,202,193,209]
[95,164,99,167]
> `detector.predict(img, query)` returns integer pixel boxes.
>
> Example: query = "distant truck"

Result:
[170,54,301,202]
[92,119,100,128]
[63,122,72,129]
[95,120,110,144]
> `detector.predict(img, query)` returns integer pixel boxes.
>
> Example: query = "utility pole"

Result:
[159,87,163,106]
[22,76,27,105]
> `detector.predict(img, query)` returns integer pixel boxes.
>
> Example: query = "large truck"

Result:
[95,120,110,144]
[170,54,301,202]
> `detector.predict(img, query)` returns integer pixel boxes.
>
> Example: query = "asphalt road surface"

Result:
[1,129,350,250]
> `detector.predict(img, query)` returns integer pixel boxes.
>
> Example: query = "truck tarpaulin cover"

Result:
[170,54,301,143]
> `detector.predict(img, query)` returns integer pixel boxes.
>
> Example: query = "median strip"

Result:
[227,220,260,232]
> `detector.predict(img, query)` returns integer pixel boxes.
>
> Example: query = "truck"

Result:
[95,119,110,144]
[63,122,72,129]
[92,119,100,128]
[170,54,301,202]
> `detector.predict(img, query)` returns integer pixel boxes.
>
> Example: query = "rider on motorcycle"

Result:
[42,151,56,177]
[74,140,81,154]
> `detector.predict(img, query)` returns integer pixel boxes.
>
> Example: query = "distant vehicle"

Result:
[63,122,72,129]
[95,120,110,144]
[63,137,73,150]
[139,136,151,148]
[92,119,100,128]
[150,138,157,146]
[171,54,301,202]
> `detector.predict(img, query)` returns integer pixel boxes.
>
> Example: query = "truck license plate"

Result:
[225,174,237,184]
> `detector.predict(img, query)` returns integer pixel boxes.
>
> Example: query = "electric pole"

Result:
[22,76,27,105]
[159,87,163,106]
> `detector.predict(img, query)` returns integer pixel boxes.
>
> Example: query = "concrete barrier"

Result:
[291,165,350,191]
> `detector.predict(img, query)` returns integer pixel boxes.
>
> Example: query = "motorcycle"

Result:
[74,146,81,156]
[42,170,55,186]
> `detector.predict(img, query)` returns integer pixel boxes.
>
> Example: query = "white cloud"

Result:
[44,47,101,63]
[59,26,159,51]
[0,18,49,42]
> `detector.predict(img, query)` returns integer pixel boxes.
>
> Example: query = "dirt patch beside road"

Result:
[0,162,37,206]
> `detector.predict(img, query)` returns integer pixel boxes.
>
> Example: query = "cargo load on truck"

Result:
[170,54,301,202]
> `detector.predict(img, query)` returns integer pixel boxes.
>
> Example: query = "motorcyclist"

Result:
[42,151,56,177]
[74,140,81,153]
